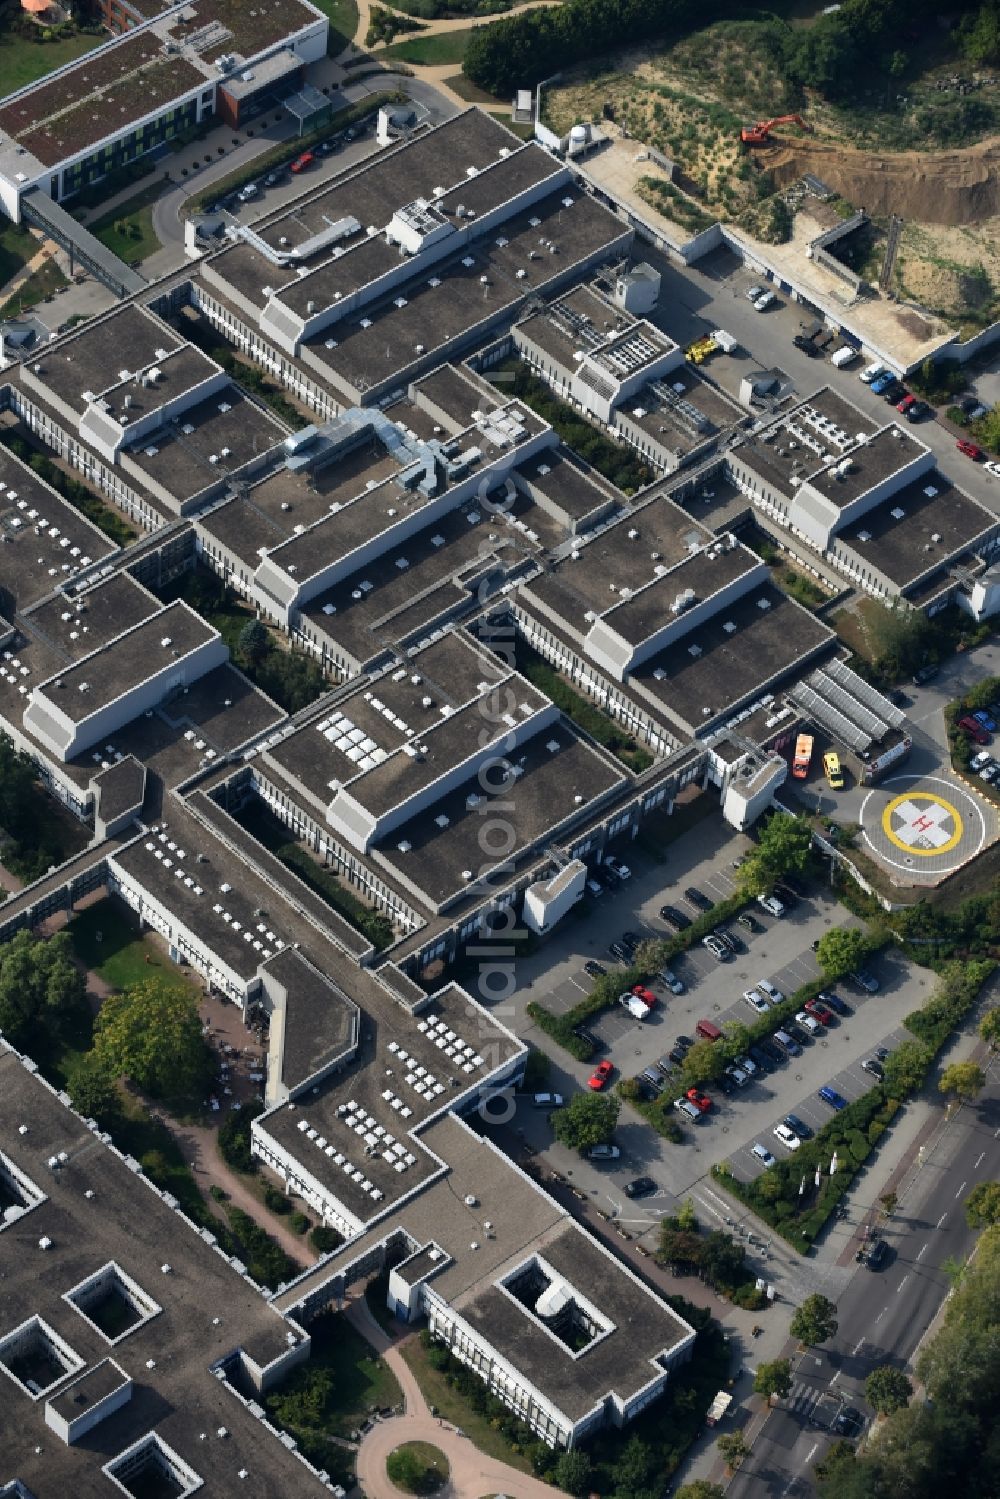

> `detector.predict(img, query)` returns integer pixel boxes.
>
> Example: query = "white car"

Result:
[795,1010,823,1035]
[773,1122,801,1150]
[758,978,785,1004]
[971,750,993,770]
[746,285,764,303]
[725,1064,749,1088]
[736,1053,758,1076]
[757,892,785,917]
[743,988,770,1014]
[860,362,887,384]
[985,460,1000,478]
[619,994,648,1020]
[752,1142,777,1168]
[754,290,776,312]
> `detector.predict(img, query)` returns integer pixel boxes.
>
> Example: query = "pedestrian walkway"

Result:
[345,1296,565,1499]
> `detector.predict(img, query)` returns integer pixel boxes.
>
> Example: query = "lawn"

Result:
[382,29,474,65]
[69,898,201,998]
[0,29,101,98]
[90,180,165,265]
[0,255,67,319]
[310,0,360,52]
[398,1336,535,1473]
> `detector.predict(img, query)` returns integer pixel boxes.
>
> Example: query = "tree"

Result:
[699,1230,746,1291]
[964,1181,1000,1228]
[791,1293,838,1346]
[879,1191,898,1218]
[676,1196,698,1231]
[682,1039,726,1085]
[553,1449,592,1496]
[863,598,931,676]
[865,1365,912,1416]
[815,927,866,980]
[66,1055,120,1124]
[739,812,813,897]
[716,1429,750,1472]
[754,1358,793,1401]
[0,928,88,1050]
[882,1038,933,1098]
[238,617,270,666]
[551,1092,620,1151]
[938,1061,986,1102]
[979,1009,1000,1050]
[91,979,212,1102]
[656,1226,703,1274]
[676,1485,725,1499]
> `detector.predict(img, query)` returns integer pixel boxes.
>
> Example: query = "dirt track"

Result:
[765,134,1000,225]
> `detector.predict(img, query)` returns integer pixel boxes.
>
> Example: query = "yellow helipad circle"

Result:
[881,790,963,856]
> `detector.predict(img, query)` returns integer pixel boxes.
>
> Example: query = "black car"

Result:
[818,990,851,1017]
[882,380,905,403]
[905,399,929,422]
[717,1071,737,1096]
[737,912,761,933]
[874,1045,891,1062]
[660,905,691,931]
[864,1238,889,1270]
[757,1037,786,1067]
[783,1112,813,1141]
[793,333,819,355]
[773,882,799,908]
[624,1176,657,1199]
[912,662,938,685]
[684,887,713,911]
[608,942,630,963]
[574,1025,601,1049]
[667,1048,688,1067]
[584,960,606,978]
[834,1406,864,1437]
[675,1035,693,1052]
[786,1021,812,1047]
[747,1044,772,1073]
[860,1056,884,1079]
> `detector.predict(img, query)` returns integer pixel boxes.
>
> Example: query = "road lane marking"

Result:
[897,1274,910,1293]
[916,1243,928,1261]
[975,1151,986,1168]
[805,1443,818,1464]
[937,1212,948,1229]
[830,1371,840,1385]
[852,1337,865,1355]
[875,1309,886,1323]
[955,1181,968,1199]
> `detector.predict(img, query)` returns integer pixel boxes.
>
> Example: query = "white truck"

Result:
[710,328,739,354]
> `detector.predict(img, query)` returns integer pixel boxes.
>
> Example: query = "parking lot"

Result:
[501,809,936,1230]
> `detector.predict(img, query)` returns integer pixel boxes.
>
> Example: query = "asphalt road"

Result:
[728,1070,1000,1497]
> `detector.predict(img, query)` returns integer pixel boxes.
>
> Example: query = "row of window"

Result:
[14,393,161,532]
[60,102,202,200]
[194,291,337,418]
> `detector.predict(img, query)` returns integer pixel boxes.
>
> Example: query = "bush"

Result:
[218,1101,263,1173]
[264,1183,293,1214]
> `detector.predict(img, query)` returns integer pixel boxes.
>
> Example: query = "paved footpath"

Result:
[348,1297,564,1499]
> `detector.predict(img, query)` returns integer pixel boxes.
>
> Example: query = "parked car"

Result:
[860,362,888,384]
[783,1112,813,1141]
[619,994,648,1020]
[960,715,991,744]
[754,290,776,312]
[786,1021,812,1047]
[870,373,895,394]
[640,1066,663,1094]
[660,905,691,931]
[588,1060,614,1091]
[851,969,880,993]
[685,887,714,911]
[666,1048,687,1068]
[795,1010,823,1035]
[752,1142,777,1168]
[818,990,851,1016]
[737,912,762,933]
[686,1088,712,1113]
[757,1037,786,1067]
[660,969,686,995]
[773,1122,800,1150]
[905,399,930,422]
[805,998,835,1025]
[725,1063,750,1088]
[290,150,316,173]
[714,928,744,954]
[957,438,984,460]
[973,709,998,731]
[912,663,938,684]
[532,1092,563,1108]
[793,333,819,355]
[674,1035,693,1053]
[745,285,765,303]
[608,942,630,963]
[757,892,785,917]
[818,1085,848,1110]
[834,1406,864,1436]
[747,1044,773,1072]
[860,1056,884,1079]
[625,1177,657,1198]
[823,750,845,790]
[985,460,1000,478]
[631,984,657,1008]
[703,933,731,961]
[605,855,632,881]
[587,1143,621,1160]
[971,749,994,770]
[574,1026,601,1050]
[897,393,917,415]
[743,988,771,1014]
[772,1029,802,1058]
[758,979,785,1005]
[675,1098,702,1121]
[584,960,606,978]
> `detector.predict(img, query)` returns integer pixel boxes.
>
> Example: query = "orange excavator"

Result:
[740,113,812,147]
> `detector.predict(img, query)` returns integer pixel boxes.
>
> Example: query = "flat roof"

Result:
[36,600,218,722]
[515,283,633,371]
[372,721,625,907]
[410,363,504,431]
[836,470,998,588]
[735,387,880,496]
[619,367,741,456]
[125,385,288,509]
[519,448,620,524]
[265,946,359,1095]
[0,1045,327,1497]
[605,540,761,648]
[630,583,835,735]
[28,306,185,418]
[0,449,117,613]
[806,423,928,510]
[23,572,159,662]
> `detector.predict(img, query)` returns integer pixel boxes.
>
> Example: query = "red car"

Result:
[959,715,990,745]
[632,984,657,1008]
[588,1060,614,1091]
[290,151,316,174]
[957,438,983,460]
[897,393,916,414]
[805,998,834,1026]
[686,1088,712,1113]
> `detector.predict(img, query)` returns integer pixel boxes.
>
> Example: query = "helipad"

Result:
[860,774,991,885]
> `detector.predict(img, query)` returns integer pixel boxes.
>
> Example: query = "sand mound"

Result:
[765,135,1000,226]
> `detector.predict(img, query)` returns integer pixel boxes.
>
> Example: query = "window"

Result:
[0,1316,85,1399]
[64,1262,162,1345]
[104,1432,202,1498]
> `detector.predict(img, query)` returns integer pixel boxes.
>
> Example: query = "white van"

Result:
[860,361,887,384]
[831,346,859,368]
